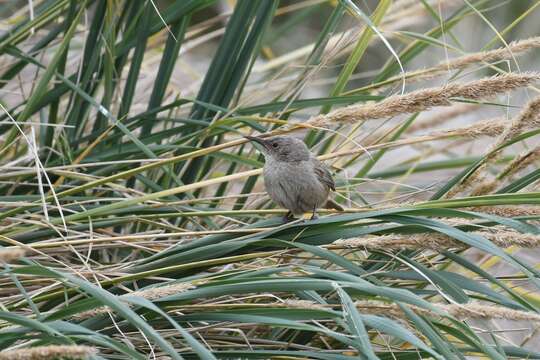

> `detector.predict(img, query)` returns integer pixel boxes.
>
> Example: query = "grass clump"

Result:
[0,0,539,359]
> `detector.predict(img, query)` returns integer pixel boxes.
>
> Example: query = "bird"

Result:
[244,135,343,222]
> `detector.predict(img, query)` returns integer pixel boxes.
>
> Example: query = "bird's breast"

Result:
[263,160,329,214]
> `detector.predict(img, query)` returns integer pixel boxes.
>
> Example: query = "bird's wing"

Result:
[313,159,335,191]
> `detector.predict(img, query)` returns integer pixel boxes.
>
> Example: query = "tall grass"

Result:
[0,0,539,359]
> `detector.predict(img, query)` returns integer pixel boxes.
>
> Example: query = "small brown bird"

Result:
[245,135,343,222]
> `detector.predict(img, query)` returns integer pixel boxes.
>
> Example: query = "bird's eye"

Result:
[272,142,278,148]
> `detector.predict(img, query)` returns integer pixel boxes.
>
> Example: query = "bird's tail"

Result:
[325,199,344,211]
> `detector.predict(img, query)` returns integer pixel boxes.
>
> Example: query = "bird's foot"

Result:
[310,208,318,220]
[283,212,295,223]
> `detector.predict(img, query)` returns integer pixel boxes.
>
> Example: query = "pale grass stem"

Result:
[359,108,495,151]
[6,228,272,251]
[385,0,460,24]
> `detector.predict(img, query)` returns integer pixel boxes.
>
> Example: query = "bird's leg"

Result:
[283,211,294,223]
[310,207,318,220]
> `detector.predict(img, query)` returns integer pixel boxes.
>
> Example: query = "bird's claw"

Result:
[283,212,295,223]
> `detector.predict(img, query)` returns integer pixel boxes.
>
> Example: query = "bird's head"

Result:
[244,135,311,162]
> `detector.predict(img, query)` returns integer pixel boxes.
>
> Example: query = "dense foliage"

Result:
[0,0,539,359]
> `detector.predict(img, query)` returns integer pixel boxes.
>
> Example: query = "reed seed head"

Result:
[0,248,25,264]
[0,345,97,360]
[309,73,540,127]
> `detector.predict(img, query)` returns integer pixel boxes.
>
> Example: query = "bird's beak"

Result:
[244,135,270,150]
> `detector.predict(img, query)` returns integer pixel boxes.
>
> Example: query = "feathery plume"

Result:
[470,180,499,196]
[283,299,327,311]
[499,146,540,179]
[472,146,540,196]
[131,282,194,300]
[444,302,540,322]
[355,300,540,323]
[73,282,194,320]
[0,345,96,360]
[435,37,540,70]
[452,96,540,196]
[429,117,507,138]
[467,205,540,217]
[356,115,506,155]
[0,248,25,264]
[334,230,540,250]
[363,37,540,92]
[487,96,540,155]
[407,104,481,133]
[308,73,540,127]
